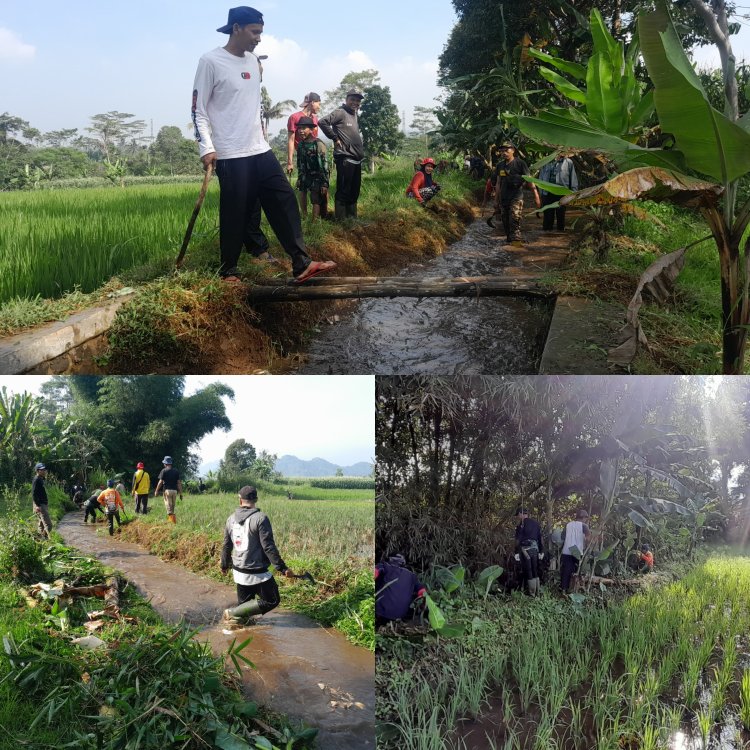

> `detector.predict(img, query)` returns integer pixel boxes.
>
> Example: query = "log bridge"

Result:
[247,275,553,302]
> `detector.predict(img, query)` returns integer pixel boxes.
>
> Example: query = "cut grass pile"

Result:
[376,550,750,749]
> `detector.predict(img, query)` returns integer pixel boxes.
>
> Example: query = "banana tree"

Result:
[516,0,750,373]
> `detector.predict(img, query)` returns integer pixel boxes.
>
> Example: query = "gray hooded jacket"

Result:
[318,104,364,162]
[221,506,287,575]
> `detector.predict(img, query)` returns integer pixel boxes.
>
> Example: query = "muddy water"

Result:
[299,218,554,374]
[57,514,374,750]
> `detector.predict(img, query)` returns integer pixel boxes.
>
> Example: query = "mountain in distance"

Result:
[198,456,373,477]
[276,455,373,477]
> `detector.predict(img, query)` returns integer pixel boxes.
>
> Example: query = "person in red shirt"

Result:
[639,544,654,572]
[286,92,321,177]
[406,158,441,205]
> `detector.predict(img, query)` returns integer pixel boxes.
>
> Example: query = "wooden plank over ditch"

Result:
[247,275,553,302]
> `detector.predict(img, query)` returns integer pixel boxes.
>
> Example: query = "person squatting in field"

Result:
[490,142,540,245]
[191,6,336,284]
[406,157,442,206]
[374,554,427,627]
[560,508,591,593]
[31,462,52,539]
[294,116,330,221]
[97,480,125,536]
[220,485,295,625]
[514,507,544,596]
[153,455,182,524]
[131,461,150,515]
[318,88,366,221]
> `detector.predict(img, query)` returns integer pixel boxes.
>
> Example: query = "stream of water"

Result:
[298,218,554,374]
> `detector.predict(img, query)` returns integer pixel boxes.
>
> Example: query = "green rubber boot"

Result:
[224,599,264,624]
[335,201,347,221]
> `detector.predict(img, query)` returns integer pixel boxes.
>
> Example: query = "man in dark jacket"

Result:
[32,462,52,539]
[515,506,544,595]
[491,142,540,245]
[318,89,365,220]
[375,554,427,627]
[220,485,295,624]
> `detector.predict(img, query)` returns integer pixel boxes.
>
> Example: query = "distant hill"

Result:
[276,455,373,478]
[198,456,373,478]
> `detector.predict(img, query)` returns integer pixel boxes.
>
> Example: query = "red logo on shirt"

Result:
[241,72,251,80]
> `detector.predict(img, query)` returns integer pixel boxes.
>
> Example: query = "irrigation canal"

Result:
[297,216,563,375]
[57,513,375,750]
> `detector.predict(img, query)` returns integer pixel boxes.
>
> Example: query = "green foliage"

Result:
[0,518,44,582]
[358,84,405,161]
[308,477,375,490]
[219,438,257,476]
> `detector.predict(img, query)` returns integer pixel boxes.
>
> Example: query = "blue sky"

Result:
[0,375,375,467]
[1,1,458,141]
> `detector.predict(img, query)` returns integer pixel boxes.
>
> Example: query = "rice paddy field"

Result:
[376,552,750,750]
[0,181,220,304]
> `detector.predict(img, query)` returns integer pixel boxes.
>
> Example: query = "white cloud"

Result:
[0,28,35,61]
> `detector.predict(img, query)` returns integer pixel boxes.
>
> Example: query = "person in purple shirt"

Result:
[375,554,427,626]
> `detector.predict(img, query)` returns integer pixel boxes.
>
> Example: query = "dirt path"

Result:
[57,513,374,750]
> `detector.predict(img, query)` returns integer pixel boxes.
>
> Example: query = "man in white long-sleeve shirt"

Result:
[191,6,336,284]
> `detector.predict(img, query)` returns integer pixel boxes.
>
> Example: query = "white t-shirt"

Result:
[192,47,270,160]
[562,520,588,556]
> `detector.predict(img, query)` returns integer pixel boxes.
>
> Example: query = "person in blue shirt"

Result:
[375,554,427,626]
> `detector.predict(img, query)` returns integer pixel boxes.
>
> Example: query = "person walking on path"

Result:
[318,89,365,220]
[32,462,52,539]
[97,480,125,536]
[191,6,336,284]
[491,142,540,245]
[220,485,295,625]
[286,92,321,177]
[131,462,151,515]
[538,152,578,231]
[514,507,544,596]
[406,157,441,206]
[295,116,329,220]
[153,456,182,524]
[560,509,591,593]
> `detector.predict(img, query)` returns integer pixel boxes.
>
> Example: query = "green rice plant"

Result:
[640,722,661,750]
[739,669,750,730]
[696,706,713,746]
[682,656,702,710]
[568,701,586,750]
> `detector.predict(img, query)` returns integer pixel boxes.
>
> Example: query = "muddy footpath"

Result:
[57,513,375,750]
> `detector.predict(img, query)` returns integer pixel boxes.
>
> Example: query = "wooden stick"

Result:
[175,163,214,269]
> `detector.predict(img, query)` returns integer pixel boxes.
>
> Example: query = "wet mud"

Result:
[57,513,375,749]
[298,218,557,374]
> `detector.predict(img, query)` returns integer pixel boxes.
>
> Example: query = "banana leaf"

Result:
[586,53,626,135]
[538,66,587,104]
[559,167,723,209]
[526,47,586,81]
[638,1,750,183]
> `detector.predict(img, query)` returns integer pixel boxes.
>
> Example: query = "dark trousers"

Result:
[246,199,270,255]
[541,192,567,230]
[560,554,579,592]
[135,494,149,514]
[84,505,100,523]
[237,576,281,615]
[334,156,362,210]
[519,547,539,585]
[215,151,310,277]
[106,510,121,536]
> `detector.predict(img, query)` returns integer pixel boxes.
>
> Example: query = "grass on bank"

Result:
[112,481,375,650]
[0,513,316,750]
[377,550,750,750]
[550,200,727,373]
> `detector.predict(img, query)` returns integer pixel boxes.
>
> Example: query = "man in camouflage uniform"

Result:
[492,142,540,245]
[295,116,329,221]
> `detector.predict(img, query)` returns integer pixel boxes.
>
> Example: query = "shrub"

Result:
[0,518,44,582]
[309,477,375,490]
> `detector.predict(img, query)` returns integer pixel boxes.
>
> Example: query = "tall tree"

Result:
[322,70,381,113]
[260,87,296,139]
[219,438,257,474]
[149,125,199,175]
[358,84,404,172]
[85,111,147,163]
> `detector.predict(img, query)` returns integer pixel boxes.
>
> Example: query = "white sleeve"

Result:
[192,56,215,158]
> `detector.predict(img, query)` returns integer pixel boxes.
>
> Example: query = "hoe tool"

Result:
[175,162,214,269]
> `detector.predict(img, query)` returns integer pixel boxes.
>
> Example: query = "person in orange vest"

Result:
[97,479,125,536]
